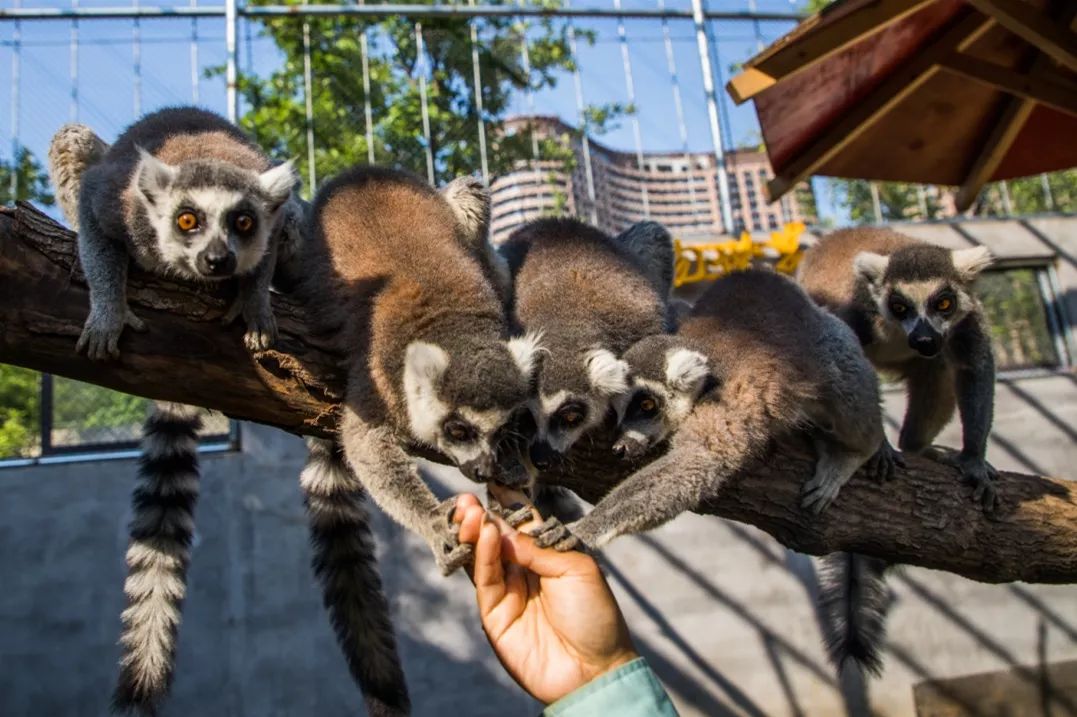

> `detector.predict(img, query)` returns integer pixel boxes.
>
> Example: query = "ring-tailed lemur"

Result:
[48,107,309,715]
[297,166,541,577]
[497,218,672,475]
[538,269,893,554]
[796,227,998,677]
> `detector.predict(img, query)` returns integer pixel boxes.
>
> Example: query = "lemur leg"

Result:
[223,246,278,351]
[938,317,999,511]
[898,358,956,454]
[801,437,871,514]
[567,448,716,550]
[339,404,472,576]
[75,211,145,360]
[300,438,411,716]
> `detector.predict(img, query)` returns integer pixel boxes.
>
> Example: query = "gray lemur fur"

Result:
[797,227,998,510]
[298,166,541,577]
[552,269,892,553]
[498,218,672,473]
[50,106,299,359]
[49,108,313,716]
[796,227,998,678]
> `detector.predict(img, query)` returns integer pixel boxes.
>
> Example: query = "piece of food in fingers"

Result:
[487,483,582,552]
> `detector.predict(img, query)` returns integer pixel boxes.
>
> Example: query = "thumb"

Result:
[500,529,593,579]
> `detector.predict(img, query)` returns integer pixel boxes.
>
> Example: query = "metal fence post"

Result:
[225,0,238,122]
[690,0,733,234]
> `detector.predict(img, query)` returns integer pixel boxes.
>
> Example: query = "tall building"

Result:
[489,115,817,244]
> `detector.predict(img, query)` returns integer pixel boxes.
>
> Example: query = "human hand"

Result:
[453,494,638,705]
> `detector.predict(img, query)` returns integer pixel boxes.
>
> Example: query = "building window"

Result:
[976,266,1069,372]
[0,371,235,464]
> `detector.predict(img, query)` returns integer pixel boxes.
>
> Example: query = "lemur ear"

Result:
[134,147,177,206]
[665,348,711,395]
[853,251,890,285]
[616,221,672,247]
[585,349,630,396]
[258,161,298,210]
[403,341,449,403]
[506,330,544,379]
[952,246,994,281]
[441,175,491,244]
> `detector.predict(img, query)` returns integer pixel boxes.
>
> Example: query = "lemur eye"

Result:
[233,213,256,234]
[889,300,908,317]
[558,408,584,427]
[176,211,199,232]
[639,397,658,414]
[935,296,953,312]
[443,420,476,443]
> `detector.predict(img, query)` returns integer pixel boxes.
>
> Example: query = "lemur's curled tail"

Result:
[47,123,110,230]
[113,403,202,715]
[818,552,891,676]
[300,439,411,717]
[610,220,675,299]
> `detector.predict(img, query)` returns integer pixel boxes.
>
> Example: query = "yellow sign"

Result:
[673,222,805,287]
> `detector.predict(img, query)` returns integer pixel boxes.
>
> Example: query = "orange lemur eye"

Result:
[560,410,583,426]
[936,297,953,312]
[176,211,199,232]
[233,213,255,234]
[639,398,657,413]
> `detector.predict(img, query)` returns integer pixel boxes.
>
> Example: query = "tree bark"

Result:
[2,202,1075,585]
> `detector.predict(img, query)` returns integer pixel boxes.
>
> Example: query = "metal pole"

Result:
[658,0,701,230]
[566,10,597,225]
[70,0,79,122]
[917,184,929,219]
[870,181,883,223]
[189,0,199,103]
[999,180,1013,216]
[613,0,648,219]
[133,0,142,116]
[515,1,538,161]
[415,22,435,185]
[468,0,489,185]
[225,0,238,121]
[1040,173,1055,211]
[690,0,733,233]
[302,10,317,191]
[0,5,804,21]
[359,1,374,163]
[10,0,20,201]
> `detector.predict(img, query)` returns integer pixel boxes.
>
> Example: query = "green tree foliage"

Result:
[230,0,624,191]
[832,180,943,224]
[0,147,55,207]
[0,365,40,458]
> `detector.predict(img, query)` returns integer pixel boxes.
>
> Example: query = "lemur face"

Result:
[403,335,542,484]
[134,150,296,281]
[612,346,713,460]
[854,245,994,358]
[527,348,630,470]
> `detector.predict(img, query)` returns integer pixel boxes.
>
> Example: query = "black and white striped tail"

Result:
[819,552,891,677]
[113,403,202,715]
[301,438,411,717]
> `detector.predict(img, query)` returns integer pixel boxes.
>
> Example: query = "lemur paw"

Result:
[801,475,842,514]
[76,307,143,361]
[527,516,582,552]
[430,498,474,576]
[924,448,1000,513]
[243,313,277,352]
[865,441,905,482]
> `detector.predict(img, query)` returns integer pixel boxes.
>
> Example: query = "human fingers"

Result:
[453,493,483,523]
[455,503,487,546]
[473,519,508,618]
[500,528,597,580]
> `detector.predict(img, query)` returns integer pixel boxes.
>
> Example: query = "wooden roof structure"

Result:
[728,0,1077,211]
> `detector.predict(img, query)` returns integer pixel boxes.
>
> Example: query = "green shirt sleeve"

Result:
[541,657,680,717]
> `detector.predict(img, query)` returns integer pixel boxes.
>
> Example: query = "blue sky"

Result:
[0,0,838,221]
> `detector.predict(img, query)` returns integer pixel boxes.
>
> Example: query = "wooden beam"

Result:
[727,0,934,105]
[965,0,1077,73]
[3,202,1077,584]
[954,1,1077,211]
[766,12,994,202]
[940,52,1077,118]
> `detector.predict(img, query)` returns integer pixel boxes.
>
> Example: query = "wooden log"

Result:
[2,202,1075,585]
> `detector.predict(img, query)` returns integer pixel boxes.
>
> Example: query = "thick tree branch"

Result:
[2,202,1075,585]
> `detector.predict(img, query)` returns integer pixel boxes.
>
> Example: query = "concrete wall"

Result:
[1,368,1075,717]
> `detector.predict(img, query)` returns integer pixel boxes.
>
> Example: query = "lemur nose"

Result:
[199,249,237,276]
[612,443,627,459]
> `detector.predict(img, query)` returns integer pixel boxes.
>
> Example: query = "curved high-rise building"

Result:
[489,115,817,244]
